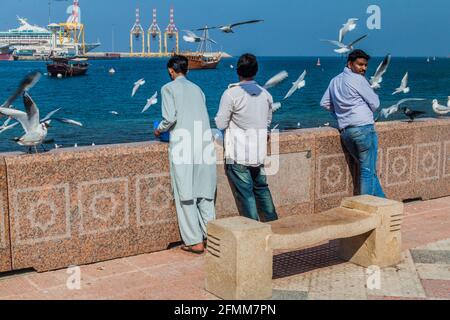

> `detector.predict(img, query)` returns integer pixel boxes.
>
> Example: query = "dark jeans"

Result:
[341,124,386,198]
[225,163,279,222]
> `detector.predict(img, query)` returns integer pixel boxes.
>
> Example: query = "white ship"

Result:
[0,14,100,58]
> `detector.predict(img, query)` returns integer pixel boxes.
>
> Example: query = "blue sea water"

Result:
[0,57,449,152]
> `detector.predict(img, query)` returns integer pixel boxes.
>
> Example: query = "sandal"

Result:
[181,245,205,255]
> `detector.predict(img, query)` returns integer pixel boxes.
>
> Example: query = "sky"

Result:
[0,0,449,56]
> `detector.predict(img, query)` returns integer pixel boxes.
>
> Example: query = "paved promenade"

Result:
[1,197,450,300]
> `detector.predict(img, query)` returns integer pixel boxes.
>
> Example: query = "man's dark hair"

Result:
[167,55,189,75]
[347,49,371,63]
[237,53,258,78]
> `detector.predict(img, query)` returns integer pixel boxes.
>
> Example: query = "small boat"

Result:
[316,58,321,67]
[47,56,89,77]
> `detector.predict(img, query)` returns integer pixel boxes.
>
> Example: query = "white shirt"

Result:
[215,80,273,166]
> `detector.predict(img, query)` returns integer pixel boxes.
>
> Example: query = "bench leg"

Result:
[205,217,273,300]
[337,196,403,268]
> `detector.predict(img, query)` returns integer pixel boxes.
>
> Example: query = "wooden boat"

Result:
[184,52,222,70]
[181,28,222,70]
[47,56,89,77]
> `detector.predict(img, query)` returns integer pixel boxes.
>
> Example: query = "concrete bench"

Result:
[205,195,404,300]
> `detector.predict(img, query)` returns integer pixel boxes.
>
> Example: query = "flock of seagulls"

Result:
[1,16,448,151]
[320,18,449,123]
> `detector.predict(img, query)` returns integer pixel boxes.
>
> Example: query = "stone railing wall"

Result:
[1,118,450,273]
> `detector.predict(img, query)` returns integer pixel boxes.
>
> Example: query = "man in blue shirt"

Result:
[320,49,386,198]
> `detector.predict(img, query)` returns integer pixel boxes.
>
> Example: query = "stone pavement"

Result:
[1,197,450,300]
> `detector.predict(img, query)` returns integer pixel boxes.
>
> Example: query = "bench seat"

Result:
[269,207,381,250]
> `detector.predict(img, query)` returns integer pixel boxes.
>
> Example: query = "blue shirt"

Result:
[320,67,380,130]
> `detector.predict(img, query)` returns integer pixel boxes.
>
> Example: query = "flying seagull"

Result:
[131,78,146,97]
[321,34,368,55]
[432,99,450,116]
[271,124,279,132]
[339,18,358,43]
[272,102,282,113]
[370,54,391,89]
[142,91,158,113]
[393,72,410,95]
[0,71,41,110]
[197,20,264,33]
[263,71,289,89]
[0,93,82,153]
[182,30,217,44]
[283,70,306,100]
[377,98,425,120]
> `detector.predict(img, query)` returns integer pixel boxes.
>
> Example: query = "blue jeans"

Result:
[341,124,386,198]
[225,163,279,222]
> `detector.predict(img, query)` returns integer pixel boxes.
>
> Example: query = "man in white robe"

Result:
[154,55,217,254]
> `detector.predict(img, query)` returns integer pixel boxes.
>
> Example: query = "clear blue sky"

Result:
[1,0,449,56]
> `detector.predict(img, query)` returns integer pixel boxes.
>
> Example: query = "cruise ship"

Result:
[0,17,100,58]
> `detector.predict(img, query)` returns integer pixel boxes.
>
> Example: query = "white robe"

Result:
[158,76,217,202]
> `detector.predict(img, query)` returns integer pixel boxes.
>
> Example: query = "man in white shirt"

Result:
[215,54,278,222]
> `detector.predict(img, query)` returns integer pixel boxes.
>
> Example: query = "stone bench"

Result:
[205,195,404,300]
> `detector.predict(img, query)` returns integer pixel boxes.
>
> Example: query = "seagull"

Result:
[271,124,279,132]
[142,91,158,113]
[1,71,41,110]
[230,65,234,69]
[272,102,282,113]
[131,78,146,97]
[263,71,289,89]
[0,121,19,133]
[370,54,391,89]
[283,70,306,100]
[109,111,119,115]
[339,18,358,43]
[0,93,82,153]
[432,99,450,116]
[321,34,368,55]
[401,107,425,122]
[378,98,425,120]
[393,72,410,95]
[182,30,217,44]
[197,20,264,33]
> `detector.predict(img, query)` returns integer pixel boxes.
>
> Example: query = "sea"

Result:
[0,56,449,153]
